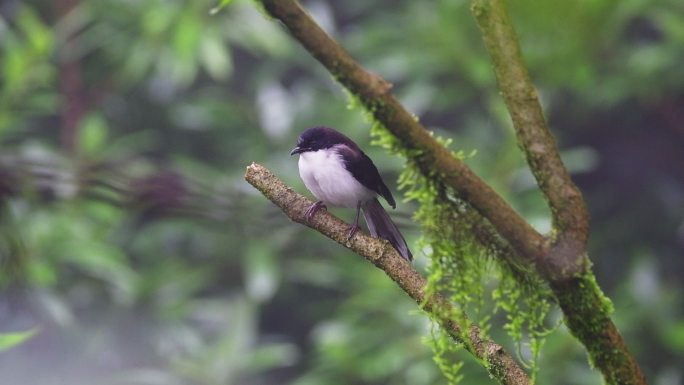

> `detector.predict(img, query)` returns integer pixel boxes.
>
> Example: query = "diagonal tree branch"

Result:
[244,162,531,385]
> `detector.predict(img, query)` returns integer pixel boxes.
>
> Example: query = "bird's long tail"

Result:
[361,198,412,261]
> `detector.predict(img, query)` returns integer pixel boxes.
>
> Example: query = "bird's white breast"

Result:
[298,147,375,208]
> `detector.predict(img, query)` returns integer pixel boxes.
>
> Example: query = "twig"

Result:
[244,163,531,385]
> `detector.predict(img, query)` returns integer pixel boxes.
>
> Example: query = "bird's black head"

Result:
[290,126,354,155]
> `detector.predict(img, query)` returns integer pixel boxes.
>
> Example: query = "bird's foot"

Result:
[305,201,327,222]
[346,223,359,241]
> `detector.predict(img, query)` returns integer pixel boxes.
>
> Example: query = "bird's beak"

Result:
[290,146,304,155]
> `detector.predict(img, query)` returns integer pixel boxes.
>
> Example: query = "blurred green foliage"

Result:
[0,328,39,351]
[0,0,682,384]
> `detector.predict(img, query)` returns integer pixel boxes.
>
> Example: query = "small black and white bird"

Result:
[290,126,412,261]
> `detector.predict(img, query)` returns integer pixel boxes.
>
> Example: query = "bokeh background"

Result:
[1,0,683,384]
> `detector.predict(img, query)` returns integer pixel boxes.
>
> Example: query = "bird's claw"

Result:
[305,201,326,222]
[346,224,358,241]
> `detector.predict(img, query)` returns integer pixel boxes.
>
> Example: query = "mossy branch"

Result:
[250,1,648,384]
[244,163,531,385]
[471,0,589,279]
[470,1,647,384]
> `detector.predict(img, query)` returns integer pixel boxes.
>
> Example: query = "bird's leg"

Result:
[305,200,327,222]
[347,201,362,241]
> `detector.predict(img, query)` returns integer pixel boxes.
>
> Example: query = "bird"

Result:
[290,126,412,261]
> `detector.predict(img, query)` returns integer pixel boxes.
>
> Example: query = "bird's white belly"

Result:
[298,149,375,208]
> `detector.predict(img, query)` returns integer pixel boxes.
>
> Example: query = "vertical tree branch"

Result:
[470,1,647,384]
[56,0,86,154]
[471,0,589,278]
[245,163,531,385]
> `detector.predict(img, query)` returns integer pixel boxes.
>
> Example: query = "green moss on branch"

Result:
[552,272,646,385]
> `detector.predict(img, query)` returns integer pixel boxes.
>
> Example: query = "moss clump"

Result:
[350,95,555,384]
[552,272,640,385]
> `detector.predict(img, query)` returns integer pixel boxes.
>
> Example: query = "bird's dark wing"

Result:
[336,144,396,208]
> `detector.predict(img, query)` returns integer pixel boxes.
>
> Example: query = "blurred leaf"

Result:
[662,322,684,351]
[33,290,75,326]
[243,243,278,303]
[63,240,138,302]
[141,6,177,37]
[0,5,55,103]
[17,6,52,55]
[0,328,40,352]
[174,297,257,384]
[228,4,292,56]
[210,0,236,15]
[78,113,109,155]
[172,12,201,59]
[247,342,299,371]
[200,32,233,80]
